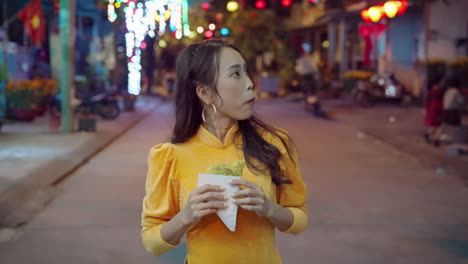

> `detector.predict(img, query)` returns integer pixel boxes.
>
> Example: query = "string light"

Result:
[107,0,191,95]
[220,28,230,36]
[159,40,167,48]
[108,0,117,22]
[227,1,239,12]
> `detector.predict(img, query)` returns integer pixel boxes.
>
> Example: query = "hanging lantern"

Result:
[281,0,292,7]
[255,0,267,9]
[226,1,239,12]
[201,3,210,10]
[396,0,408,16]
[368,6,382,22]
[383,1,398,18]
[360,9,371,23]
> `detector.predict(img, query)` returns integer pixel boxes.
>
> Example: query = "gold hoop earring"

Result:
[202,104,217,123]
[202,106,207,123]
[211,103,217,115]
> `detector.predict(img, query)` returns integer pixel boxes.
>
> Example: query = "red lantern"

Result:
[368,6,382,22]
[255,0,267,9]
[201,3,210,10]
[396,0,408,16]
[360,9,371,23]
[383,1,398,18]
[281,0,292,7]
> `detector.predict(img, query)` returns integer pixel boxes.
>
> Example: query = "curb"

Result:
[335,117,468,186]
[0,99,161,228]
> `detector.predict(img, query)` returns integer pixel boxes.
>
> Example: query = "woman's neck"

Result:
[203,117,236,143]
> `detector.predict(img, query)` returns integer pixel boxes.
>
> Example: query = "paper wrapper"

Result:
[198,173,241,232]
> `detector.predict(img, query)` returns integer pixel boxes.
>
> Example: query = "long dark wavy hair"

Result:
[171,39,294,186]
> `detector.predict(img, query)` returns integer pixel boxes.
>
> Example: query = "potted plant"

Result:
[6,80,38,121]
[37,78,58,116]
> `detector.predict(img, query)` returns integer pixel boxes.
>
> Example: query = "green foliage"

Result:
[225,10,284,74]
[207,160,245,176]
[0,64,7,82]
[6,79,58,111]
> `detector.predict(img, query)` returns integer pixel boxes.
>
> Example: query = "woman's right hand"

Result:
[180,184,229,225]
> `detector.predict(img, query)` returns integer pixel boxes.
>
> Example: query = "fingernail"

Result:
[232,199,237,203]
[224,202,229,207]
[229,180,233,184]
[224,196,228,200]
[220,186,225,191]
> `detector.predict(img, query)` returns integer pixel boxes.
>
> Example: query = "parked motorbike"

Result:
[75,91,120,120]
[352,73,412,107]
[49,90,120,120]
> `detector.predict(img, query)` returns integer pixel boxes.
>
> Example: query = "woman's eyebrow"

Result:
[226,63,247,72]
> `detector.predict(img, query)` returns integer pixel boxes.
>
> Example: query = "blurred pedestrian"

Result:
[295,43,325,117]
[295,43,319,95]
[442,77,464,128]
[141,39,308,263]
[423,77,444,146]
[160,44,177,96]
[435,77,465,145]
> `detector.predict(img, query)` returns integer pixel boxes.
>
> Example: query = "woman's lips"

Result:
[245,98,255,104]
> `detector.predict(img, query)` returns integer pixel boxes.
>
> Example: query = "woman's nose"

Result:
[246,77,254,91]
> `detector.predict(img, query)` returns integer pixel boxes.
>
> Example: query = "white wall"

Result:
[428,0,468,59]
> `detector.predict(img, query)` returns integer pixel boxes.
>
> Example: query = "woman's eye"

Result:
[232,71,240,77]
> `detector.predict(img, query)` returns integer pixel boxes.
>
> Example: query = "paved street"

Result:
[1,99,468,263]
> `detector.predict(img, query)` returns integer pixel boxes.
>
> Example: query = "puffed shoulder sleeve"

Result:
[141,143,180,256]
[275,129,308,235]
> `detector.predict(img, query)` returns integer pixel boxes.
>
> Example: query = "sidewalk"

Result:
[0,96,163,228]
[325,100,468,184]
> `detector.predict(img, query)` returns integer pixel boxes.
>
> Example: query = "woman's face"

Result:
[212,47,255,121]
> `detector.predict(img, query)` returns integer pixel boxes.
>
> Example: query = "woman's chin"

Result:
[238,112,254,121]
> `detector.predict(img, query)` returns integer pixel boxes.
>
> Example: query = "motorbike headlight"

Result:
[385,85,397,97]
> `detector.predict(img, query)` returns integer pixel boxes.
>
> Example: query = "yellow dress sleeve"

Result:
[141,143,180,256]
[276,131,308,235]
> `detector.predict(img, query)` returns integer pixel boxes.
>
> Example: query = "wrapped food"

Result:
[198,160,245,231]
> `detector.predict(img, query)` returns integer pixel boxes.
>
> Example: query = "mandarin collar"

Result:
[196,123,239,149]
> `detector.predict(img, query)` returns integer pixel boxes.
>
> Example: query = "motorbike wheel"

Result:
[98,103,120,120]
[353,91,374,107]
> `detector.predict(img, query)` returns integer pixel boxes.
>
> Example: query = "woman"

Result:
[141,39,308,264]
[424,77,444,146]
[442,77,464,128]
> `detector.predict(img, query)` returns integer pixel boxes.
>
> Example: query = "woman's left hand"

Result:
[230,179,272,217]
